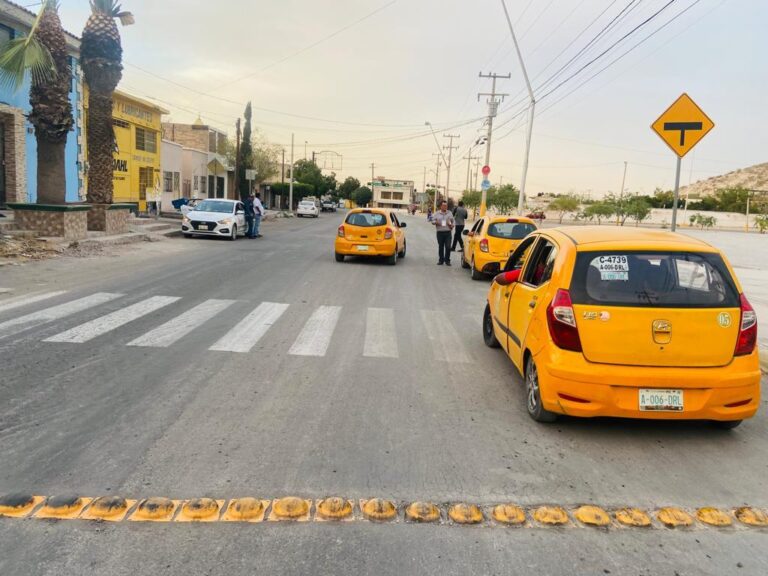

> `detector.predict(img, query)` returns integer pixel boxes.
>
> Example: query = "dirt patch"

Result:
[0,235,105,265]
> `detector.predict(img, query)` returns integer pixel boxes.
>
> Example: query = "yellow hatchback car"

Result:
[335,208,407,265]
[462,216,537,279]
[483,227,760,428]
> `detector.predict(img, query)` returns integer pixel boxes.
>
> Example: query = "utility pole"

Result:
[432,153,442,210]
[370,162,375,208]
[234,118,241,201]
[422,166,427,210]
[304,141,308,160]
[289,133,295,214]
[478,72,510,216]
[618,161,628,226]
[443,134,459,201]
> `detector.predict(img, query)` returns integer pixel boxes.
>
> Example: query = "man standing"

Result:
[245,193,256,238]
[433,200,455,266]
[252,191,265,238]
[451,200,468,252]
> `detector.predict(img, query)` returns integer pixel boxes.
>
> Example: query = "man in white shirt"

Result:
[252,191,265,238]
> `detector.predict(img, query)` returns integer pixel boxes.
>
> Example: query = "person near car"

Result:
[451,200,468,253]
[244,193,256,238]
[252,191,265,238]
[433,200,455,266]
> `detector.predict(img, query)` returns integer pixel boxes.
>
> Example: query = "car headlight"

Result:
[218,218,232,225]
[182,216,190,223]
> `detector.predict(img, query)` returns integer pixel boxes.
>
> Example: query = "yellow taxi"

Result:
[335,208,407,265]
[462,216,537,279]
[483,227,760,428]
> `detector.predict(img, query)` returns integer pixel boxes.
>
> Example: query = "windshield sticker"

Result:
[595,256,629,281]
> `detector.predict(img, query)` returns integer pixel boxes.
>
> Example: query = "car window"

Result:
[346,212,387,227]
[488,221,536,240]
[194,200,233,213]
[522,239,558,287]
[236,202,244,212]
[471,219,483,234]
[503,235,537,272]
[390,213,399,226]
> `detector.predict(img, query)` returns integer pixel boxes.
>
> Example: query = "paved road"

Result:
[0,213,766,575]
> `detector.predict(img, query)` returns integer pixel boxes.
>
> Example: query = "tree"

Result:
[461,189,481,212]
[651,188,676,209]
[0,1,72,204]
[548,194,581,224]
[488,184,520,214]
[584,201,614,225]
[603,193,630,225]
[353,186,372,207]
[81,0,134,204]
[237,102,253,200]
[626,196,651,226]
[225,130,280,189]
[754,214,768,234]
[321,172,337,197]
[292,159,323,193]
[337,177,360,200]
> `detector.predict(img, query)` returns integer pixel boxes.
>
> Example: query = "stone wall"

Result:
[87,204,132,234]
[12,208,89,240]
[162,123,210,152]
[0,105,28,205]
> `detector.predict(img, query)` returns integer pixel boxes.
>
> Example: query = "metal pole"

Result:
[434,155,441,211]
[465,155,472,194]
[618,161,627,225]
[235,118,241,200]
[370,163,375,208]
[289,133,294,214]
[671,156,682,232]
[746,193,750,232]
[443,134,459,201]
[481,77,496,217]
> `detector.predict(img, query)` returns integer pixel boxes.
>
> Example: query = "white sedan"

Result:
[297,200,319,218]
[182,199,246,240]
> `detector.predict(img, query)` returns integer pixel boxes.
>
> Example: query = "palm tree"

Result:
[81,1,134,204]
[0,0,73,204]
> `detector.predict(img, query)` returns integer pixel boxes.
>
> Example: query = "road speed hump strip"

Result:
[696,508,732,527]
[221,498,270,523]
[268,497,312,522]
[128,498,180,522]
[492,504,526,525]
[614,508,652,527]
[0,494,45,518]
[176,498,224,522]
[34,496,92,520]
[657,507,693,528]
[80,497,136,522]
[734,507,768,527]
[574,506,611,527]
[448,503,483,525]
[405,502,441,523]
[533,506,569,526]
[316,498,354,521]
[360,498,397,522]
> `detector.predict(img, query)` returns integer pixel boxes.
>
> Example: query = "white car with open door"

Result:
[182,199,246,240]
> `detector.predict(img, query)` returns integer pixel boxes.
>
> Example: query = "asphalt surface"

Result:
[0,212,766,575]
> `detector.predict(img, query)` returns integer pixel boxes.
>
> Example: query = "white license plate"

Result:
[639,389,683,412]
[356,245,369,252]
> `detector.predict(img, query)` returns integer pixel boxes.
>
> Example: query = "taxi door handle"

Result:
[503,292,510,298]
[528,300,537,309]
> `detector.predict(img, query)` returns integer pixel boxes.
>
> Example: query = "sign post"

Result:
[480,165,491,216]
[651,93,714,232]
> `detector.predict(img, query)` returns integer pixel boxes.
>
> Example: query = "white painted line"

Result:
[0,293,123,339]
[209,302,289,353]
[289,305,342,357]
[127,299,236,348]
[45,296,180,343]
[0,291,68,315]
[420,310,472,363]
[364,307,399,358]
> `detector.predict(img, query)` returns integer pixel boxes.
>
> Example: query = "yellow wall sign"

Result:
[651,93,714,158]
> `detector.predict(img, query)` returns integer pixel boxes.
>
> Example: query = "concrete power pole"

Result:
[234,118,241,201]
[478,72,510,216]
[443,134,459,202]
[289,133,294,214]
[370,163,375,208]
[432,153,442,210]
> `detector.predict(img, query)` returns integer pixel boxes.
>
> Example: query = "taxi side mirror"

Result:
[494,269,521,286]
[462,229,469,236]
[399,222,407,228]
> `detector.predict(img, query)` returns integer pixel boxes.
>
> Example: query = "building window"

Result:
[0,25,12,48]
[163,171,172,192]
[200,176,207,195]
[193,176,199,191]
[136,127,157,153]
[392,192,404,200]
[173,172,180,192]
[183,179,191,196]
[139,167,153,201]
[113,118,130,129]
[380,191,392,200]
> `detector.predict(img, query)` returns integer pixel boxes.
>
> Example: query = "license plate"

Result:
[356,245,369,252]
[639,389,683,412]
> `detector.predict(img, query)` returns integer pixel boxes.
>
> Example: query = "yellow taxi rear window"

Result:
[488,222,536,240]
[346,212,387,227]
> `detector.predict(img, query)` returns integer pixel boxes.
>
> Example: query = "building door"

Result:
[208,175,215,198]
[217,176,225,198]
[0,123,6,206]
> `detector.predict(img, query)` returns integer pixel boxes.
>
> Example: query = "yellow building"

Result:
[84,89,168,212]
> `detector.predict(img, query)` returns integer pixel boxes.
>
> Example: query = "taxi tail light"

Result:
[384,227,394,240]
[479,238,489,253]
[734,294,757,356]
[337,225,345,238]
[546,289,582,352]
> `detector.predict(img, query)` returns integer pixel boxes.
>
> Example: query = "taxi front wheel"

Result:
[525,355,557,423]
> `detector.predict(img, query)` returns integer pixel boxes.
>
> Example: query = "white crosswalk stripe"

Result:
[420,309,472,363]
[289,305,342,357]
[0,291,68,315]
[127,299,236,348]
[364,307,399,358]
[209,302,289,353]
[45,296,180,344]
[0,292,122,340]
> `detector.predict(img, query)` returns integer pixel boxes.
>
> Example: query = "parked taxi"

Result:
[335,208,407,265]
[483,227,760,428]
[462,216,537,279]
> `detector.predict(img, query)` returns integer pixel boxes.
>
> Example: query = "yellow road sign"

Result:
[651,93,714,158]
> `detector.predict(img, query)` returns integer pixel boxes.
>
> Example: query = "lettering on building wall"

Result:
[114,159,128,173]
[116,102,155,124]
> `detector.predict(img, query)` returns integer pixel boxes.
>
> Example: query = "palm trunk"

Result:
[86,91,114,204]
[36,139,66,204]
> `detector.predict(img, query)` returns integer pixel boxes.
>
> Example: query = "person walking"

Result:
[244,193,256,238]
[451,200,468,252]
[252,191,265,238]
[432,200,455,266]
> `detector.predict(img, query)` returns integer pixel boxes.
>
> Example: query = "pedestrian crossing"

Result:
[0,292,478,363]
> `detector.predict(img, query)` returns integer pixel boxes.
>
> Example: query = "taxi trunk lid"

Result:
[343,211,388,243]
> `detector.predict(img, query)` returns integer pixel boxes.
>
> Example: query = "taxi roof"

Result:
[545,226,718,252]
[488,215,537,225]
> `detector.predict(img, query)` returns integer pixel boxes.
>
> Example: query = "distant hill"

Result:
[681,162,768,198]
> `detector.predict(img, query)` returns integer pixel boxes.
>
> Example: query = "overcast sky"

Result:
[59,0,768,197]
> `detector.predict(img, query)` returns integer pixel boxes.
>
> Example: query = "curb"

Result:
[73,233,150,248]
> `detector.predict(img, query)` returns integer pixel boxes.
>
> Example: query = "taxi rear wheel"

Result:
[471,258,484,280]
[386,251,398,266]
[398,240,406,259]
[335,253,345,263]
[483,304,500,348]
[712,420,742,430]
[525,355,557,423]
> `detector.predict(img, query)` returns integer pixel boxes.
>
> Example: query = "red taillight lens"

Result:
[337,225,345,238]
[735,294,757,356]
[479,238,489,253]
[384,227,393,240]
[546,289,582,352]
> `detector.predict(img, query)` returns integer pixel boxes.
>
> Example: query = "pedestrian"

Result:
[451,200,468,252]
[432,200,455,266]
[245,193,256,238]
[252,191,265,238]
[427,207,433,222]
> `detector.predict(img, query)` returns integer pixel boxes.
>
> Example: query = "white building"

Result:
[372,178,414,209]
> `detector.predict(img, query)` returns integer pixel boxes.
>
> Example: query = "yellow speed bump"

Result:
[492,504,526,525]
[221,498,270,523]
[614,508,652,527]
[574,506,611,527]
[734,507,768,527]
[176,498,224,522]
[81,497,136,522]
[448,503,483,525]
[34,496,92,520]
[696,507,732,527]
[0,494,45,518]
[405,502,441,523]
[533,506,569,526]
[360,498,397,522]
[316,497,354,521]
[129,498,179,522]
[657,507,693,528]
[268,497,312,522]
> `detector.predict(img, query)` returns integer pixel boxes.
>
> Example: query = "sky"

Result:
[56,0,768,198]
